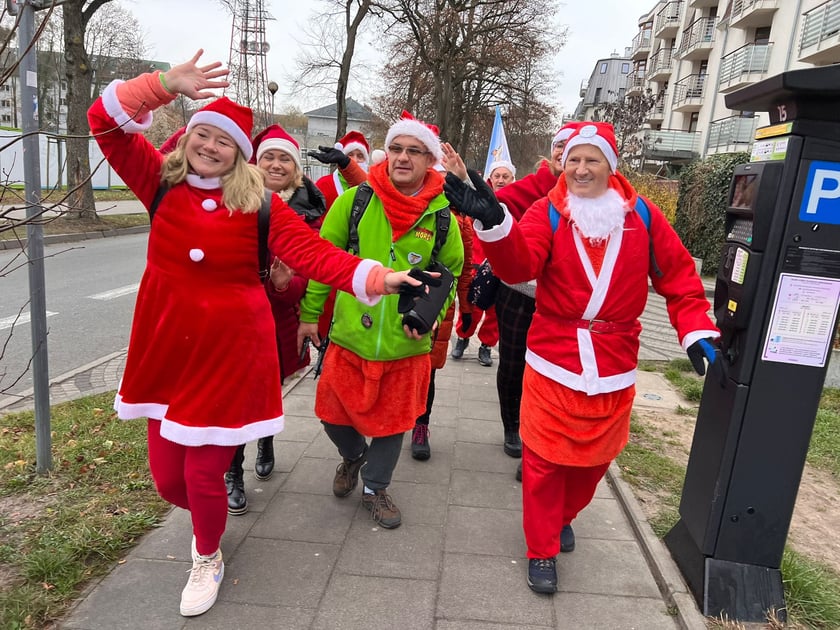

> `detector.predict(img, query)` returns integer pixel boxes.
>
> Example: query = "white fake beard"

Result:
[567,189,630,244]
[358,161,369,172]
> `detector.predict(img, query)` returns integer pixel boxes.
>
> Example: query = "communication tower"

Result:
[225,0,274,128]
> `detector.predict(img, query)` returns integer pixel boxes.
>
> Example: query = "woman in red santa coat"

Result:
[87,50,429,618]
[443,122,722,594]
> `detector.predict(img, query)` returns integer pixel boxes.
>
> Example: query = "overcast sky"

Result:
[129,0,654,124]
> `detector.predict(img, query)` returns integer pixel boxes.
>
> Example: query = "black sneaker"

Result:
[515,462,522,482]
[477,343,493,367]
[411,424,431,461]
[333,448,367,497]
[224,471,247,516]
[560,524,575,553]
[254,436,275,480]
[451,337,469,359]
[362,489,402,529]
[503,430,522,458]
[527,558,557,594]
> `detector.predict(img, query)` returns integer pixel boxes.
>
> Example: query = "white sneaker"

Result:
[179,548,224,617]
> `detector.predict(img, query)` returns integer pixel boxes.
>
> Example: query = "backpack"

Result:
[346,182,450,262]
[548,196,662,277]
[149,184,273,278]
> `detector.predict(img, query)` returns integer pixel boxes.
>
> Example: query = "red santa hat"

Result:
[384,110,442,160]
[251,124,301,169]
[561,122,619,173]
[335,130,370,163]
[159,127,186,155]
[552,121,582,147]
[487,159,516,178]
[186,97,254,161]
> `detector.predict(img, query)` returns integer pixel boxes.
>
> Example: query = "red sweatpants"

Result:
[521,442,610,558]
[147,419,237,556]
[455,304,499,346]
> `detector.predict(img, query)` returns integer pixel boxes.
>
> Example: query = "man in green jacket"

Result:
[298,112,464,529]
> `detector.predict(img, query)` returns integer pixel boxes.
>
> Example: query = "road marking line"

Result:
[88,283,139,301]
[0,311,58,331]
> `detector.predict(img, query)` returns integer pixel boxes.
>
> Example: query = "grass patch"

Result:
[0,392,167,629]
[782,547,840,629]
[662,358,704,402]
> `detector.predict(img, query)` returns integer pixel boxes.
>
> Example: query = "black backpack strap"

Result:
[257,189,272,279]
[431,207,450,262]
[347,182,374,255]
[148,183,170,222]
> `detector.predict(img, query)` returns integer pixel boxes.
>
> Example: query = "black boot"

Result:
[503,428,522,458]
[225,445,247,515]
[254,436,275,480]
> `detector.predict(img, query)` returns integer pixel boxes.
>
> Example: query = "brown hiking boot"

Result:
[333,449,367,497]
[362,489,402,529]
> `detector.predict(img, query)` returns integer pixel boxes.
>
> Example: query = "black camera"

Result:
[400,261,455,335]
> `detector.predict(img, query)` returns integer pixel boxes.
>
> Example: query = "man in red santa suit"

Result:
[312,130,374,209]
[443,121,724,594]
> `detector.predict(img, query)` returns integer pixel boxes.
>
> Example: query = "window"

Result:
[600,62,608,74]
[754,27,771,45]
[688,112,699,133]
[621,63,630,74]
[594,87,603,104]
[1,114,11,123]
[0,99,9,107]
[618,87,626,100]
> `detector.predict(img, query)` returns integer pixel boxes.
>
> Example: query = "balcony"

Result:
[631,29,653,60]
[718,42,773,93]
[676,16,717,60]
[580,79,589,98]
[643,128,700,162]
[655,1,683,38]
[672,74,707,111]
[689,0,717,7]
[648,92,668,122]
[728,0,779,29]
[647,47,675,81]
[707,116,758,154]
[626,72,647,95]
[800,0,840,65]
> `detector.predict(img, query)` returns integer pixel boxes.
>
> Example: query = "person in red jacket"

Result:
[313,130,373,208]
[443,121,722,595]
[88,50,431,617]
[223,124,330,516]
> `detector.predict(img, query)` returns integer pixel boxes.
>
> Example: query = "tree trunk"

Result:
[334,0,371,140]
[62,0,108,221]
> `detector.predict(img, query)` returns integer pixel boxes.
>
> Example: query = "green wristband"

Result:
[159,72,173,94]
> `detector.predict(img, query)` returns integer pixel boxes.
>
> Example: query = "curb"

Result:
[0,225,150,250]
[607,462,708,630]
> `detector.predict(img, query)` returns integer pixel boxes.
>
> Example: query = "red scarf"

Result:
[367,161,444,241]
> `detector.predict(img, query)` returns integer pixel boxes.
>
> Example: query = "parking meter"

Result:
[665,65,840,623]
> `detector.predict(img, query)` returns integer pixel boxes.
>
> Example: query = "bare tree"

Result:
[292,0,376,140]
[374,0,562,171]
[594,87,660,166]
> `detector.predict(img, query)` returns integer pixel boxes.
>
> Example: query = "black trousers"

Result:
[494,284,536,433]
[321,422,404,491]
[415,368,437,426]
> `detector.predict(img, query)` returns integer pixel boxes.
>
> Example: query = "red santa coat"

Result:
[89,84,380,447]
[479,172,718,396]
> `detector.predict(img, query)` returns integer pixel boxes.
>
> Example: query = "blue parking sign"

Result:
[800,161,840,224]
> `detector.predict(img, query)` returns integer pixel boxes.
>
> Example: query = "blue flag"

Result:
[484,106,511,176]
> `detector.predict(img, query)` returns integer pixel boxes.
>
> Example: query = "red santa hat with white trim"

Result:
[552,121,582,147]
[561,121,619,173]
[251,124,301,169]
[335,130,370,163]
[384,110,443,161]
[186,97,254,161]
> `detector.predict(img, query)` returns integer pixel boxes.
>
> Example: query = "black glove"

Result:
[307,145,350,169]
[687,337,728,387]
[443,169,505,228]
[459,312,473,334]
[397,268,442,313]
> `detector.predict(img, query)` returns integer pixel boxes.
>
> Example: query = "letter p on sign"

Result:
[800,161,840,224]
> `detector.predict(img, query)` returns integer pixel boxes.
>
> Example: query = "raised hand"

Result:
[162,49,230,100]
[443,169,505,228]
[307,146,350,169]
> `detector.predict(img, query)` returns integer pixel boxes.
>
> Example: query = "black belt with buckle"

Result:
[556,318,635,334]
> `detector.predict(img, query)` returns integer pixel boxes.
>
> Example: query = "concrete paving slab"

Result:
[449,469,522,510]
[248,490,357,542]
[336,520,443,579]
[552,592,679,629]
[444,505,524,556]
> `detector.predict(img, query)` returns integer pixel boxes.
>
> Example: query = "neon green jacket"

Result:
[300,185,464,361]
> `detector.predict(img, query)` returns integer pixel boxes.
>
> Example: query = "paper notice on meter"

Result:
[762,273,840,367]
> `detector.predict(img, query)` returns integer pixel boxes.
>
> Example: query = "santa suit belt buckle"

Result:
[558,318,634,334]
[587,319,607,333]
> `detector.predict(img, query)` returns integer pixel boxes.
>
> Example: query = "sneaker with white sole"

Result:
[180,548,224,617]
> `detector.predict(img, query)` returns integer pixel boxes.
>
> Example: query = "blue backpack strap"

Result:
[549,202,560,232]
[634,195,663,278]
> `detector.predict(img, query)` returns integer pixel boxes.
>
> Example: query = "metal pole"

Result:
[18,0,52,472]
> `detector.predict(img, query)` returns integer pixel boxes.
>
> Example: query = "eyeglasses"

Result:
[387,144,429,158]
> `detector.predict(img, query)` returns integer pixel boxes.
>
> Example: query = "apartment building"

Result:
[596,0,840,169]
[574,50,634,121]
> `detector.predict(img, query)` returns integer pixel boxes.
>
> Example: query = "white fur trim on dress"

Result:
[681,330,721,351]
[473,206,513,242]
[102,80,153,134]
[525,348,636,395]
[353,258,384,306]
[187,111,253,161]
[385,120,443,160]
[160,416,283,447]
[562,134,618,172]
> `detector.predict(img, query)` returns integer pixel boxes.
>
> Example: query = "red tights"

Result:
[147,420,237,556]
[521,442,610,558]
